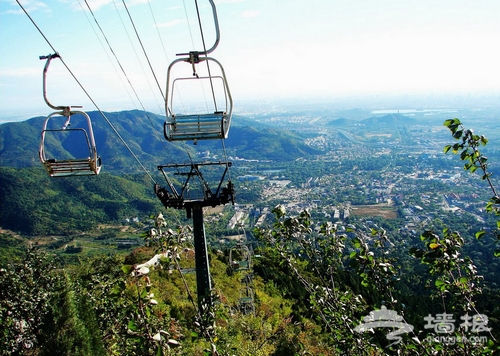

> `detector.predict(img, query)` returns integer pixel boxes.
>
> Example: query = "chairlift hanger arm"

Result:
[40,53,82,114]
[176,0,220,57]
[165,56,233,121]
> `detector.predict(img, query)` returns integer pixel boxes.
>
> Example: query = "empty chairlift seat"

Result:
[165,110,228,141]
[164,56,233,143]
[39,111,102,177]
[38,53,102,177]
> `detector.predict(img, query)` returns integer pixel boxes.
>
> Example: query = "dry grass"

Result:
[350,204,398,219]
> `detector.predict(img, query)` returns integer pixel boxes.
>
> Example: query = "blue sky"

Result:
[1,0,500,121]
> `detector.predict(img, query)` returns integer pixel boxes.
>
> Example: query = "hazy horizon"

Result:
[2,0,499,123]
[2,92,499,125]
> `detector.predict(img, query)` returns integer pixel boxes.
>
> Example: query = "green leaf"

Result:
[443,119,453,127]
[110,281,125,296]
[443,118,460,128]
[128,320,138,332]
[122,265,134,275]
[475,230,486,240]
[435,279,445,287]
[429,243,440,250]
[459,277,467,284]
[156,345,164,356]
[443,145,452,154]
[494,250,500,258]
[453,130,463,139]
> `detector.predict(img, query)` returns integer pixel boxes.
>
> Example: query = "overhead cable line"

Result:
[82,0,144,107]
[182,0,197,50]
[82,0,170,155]
[16,0,156,184]
[194,0,218,112]
[110,0,164,114]
[77,0,137,107]
[121,0,165,100]
[146,0,170,64]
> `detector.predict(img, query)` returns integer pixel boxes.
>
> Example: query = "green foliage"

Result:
[0,248,61,354]
[3,115,500,354]
[0,167,162,235]
[254,206,370,354]
[0,248,106,355]
[443,118,500,256]
[254,204,500,354]
[410,228,482,312]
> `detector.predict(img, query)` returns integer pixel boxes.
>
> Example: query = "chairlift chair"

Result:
[229,243,251,271]
[164,56,233,143]
[38,53,102,177]
[238,285,255,315]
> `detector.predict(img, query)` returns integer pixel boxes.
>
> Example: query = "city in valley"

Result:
[219,105,499,243]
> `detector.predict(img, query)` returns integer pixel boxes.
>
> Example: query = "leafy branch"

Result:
[443,118,500,256]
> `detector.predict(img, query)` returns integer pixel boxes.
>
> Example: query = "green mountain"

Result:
[225,125,322,160]
[0,110,322,174]
[0,167,161,235]
[361,113,416,126]
[0,110,322,234]
[0,110,185,173]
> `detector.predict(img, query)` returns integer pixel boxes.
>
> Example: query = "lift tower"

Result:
[155,162,234,311]
[156,0,234,315]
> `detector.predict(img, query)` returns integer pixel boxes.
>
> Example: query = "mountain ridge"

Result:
[0,110,323,173]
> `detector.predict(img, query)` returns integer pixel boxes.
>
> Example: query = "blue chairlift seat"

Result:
[165,111,228,141]
[164,57,233,143]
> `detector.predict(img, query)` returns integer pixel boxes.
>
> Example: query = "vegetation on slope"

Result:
[0,167,161,235]
[0,119,499,355]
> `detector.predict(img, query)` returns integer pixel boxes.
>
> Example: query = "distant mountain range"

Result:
[327,113,416,127]
[0,110,323,174]
[0,110,324,235]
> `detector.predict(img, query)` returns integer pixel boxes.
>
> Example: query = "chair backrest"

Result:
[165,58,233,142]
[39,111,101,177]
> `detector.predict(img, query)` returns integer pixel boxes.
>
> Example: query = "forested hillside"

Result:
[0,110,322,237]
[0,110,322,173]
[1,113,500,355]
[0,167,160,235]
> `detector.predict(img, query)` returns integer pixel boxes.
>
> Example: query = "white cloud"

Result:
[4,0,50,14]
[241,10,259,18]
[0,67,39,77]
[157,19,185,28]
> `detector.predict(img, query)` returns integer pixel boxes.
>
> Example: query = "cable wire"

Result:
[121,0,165,100]
[194,0,218,112]
[110,0,165,117]
[147,0,171,64]
[83,0,170,155]
[16,0,157,184]
[77,0,137,107]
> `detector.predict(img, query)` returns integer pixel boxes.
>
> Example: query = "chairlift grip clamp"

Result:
[39,53,60,61]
